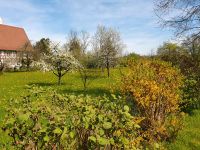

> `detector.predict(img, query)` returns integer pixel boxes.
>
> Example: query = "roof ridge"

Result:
[0,24,24,30]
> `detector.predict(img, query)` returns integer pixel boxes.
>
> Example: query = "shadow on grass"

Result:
[28,81,111,97]
[61,88,110,97]
[28,82,58,87]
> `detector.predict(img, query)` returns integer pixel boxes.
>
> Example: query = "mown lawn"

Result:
[0,70,200,149]
[0,70,119,99]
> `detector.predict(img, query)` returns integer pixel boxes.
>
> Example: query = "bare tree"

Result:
[155,0,200,38]
[93,26,123,77]
[65,31,82,60]
[80,31,90,55]
[19,42,33,71]
[78,62,101,91]
[182,35,200,68]
[64,30,90,62]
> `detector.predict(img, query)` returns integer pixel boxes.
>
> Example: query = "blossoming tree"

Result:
[34,46,80,85]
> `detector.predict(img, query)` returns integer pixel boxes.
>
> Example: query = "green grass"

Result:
[0,70,119,99]
[0,70,200,149]
[0,69,121,119]
[166,110,200,150]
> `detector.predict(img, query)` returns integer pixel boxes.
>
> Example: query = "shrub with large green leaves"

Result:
[1,87,142,149]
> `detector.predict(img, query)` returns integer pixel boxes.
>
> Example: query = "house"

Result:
[0,23,32,67]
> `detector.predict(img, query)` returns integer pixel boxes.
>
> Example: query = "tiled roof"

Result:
[0,24,31,51]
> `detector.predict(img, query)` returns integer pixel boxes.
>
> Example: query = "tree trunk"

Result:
[83,77,87,91]
[58,77,61,85]
[107,66,110,77]
[106,61,110,77]
[58,75,61,85]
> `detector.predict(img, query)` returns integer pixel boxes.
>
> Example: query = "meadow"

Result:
[0,70,200,149]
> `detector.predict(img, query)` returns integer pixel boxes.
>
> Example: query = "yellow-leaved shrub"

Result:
[121,59,184,143]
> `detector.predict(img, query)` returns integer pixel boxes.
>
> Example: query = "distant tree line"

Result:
[23,25,123,78]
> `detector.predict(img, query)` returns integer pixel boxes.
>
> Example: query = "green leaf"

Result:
[53,127,62,134]
[134,124,140,129]
[99,129,105,136]
[6,118,15,125]
[98,137,110,145]
[98,115,103,121]
[69,131,75,138]
[103,122,112,129]
[39,128,47,133]
[124,105,130,112]
[121,137,129,145]
[111,94,117,100]
[110,138,115,145]
[115,130,121,137]
[61,127,67,140]
[88,136,96,142]
[154,143,160,149]
[85,122,89,129]
[43,135,49,142]
[18,113,30,122]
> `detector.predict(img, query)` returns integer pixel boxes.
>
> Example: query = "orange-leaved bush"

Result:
[121,59,184,143]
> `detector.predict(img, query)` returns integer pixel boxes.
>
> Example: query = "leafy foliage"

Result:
[65,31,83,61]
[119,52,140,67]
[1,87,142,149]
[121,59,184,143]
[157,41,200,112]
[157,42,188,67]
[33,38,51,60]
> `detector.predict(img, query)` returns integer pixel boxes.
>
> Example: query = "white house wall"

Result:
[0,50,19,66]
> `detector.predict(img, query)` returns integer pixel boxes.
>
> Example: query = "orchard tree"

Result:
[34,45,80,85]
[93,26,123,77]
[78,64,101,91]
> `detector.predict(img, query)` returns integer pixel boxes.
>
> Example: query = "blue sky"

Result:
[0,0,174,55]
